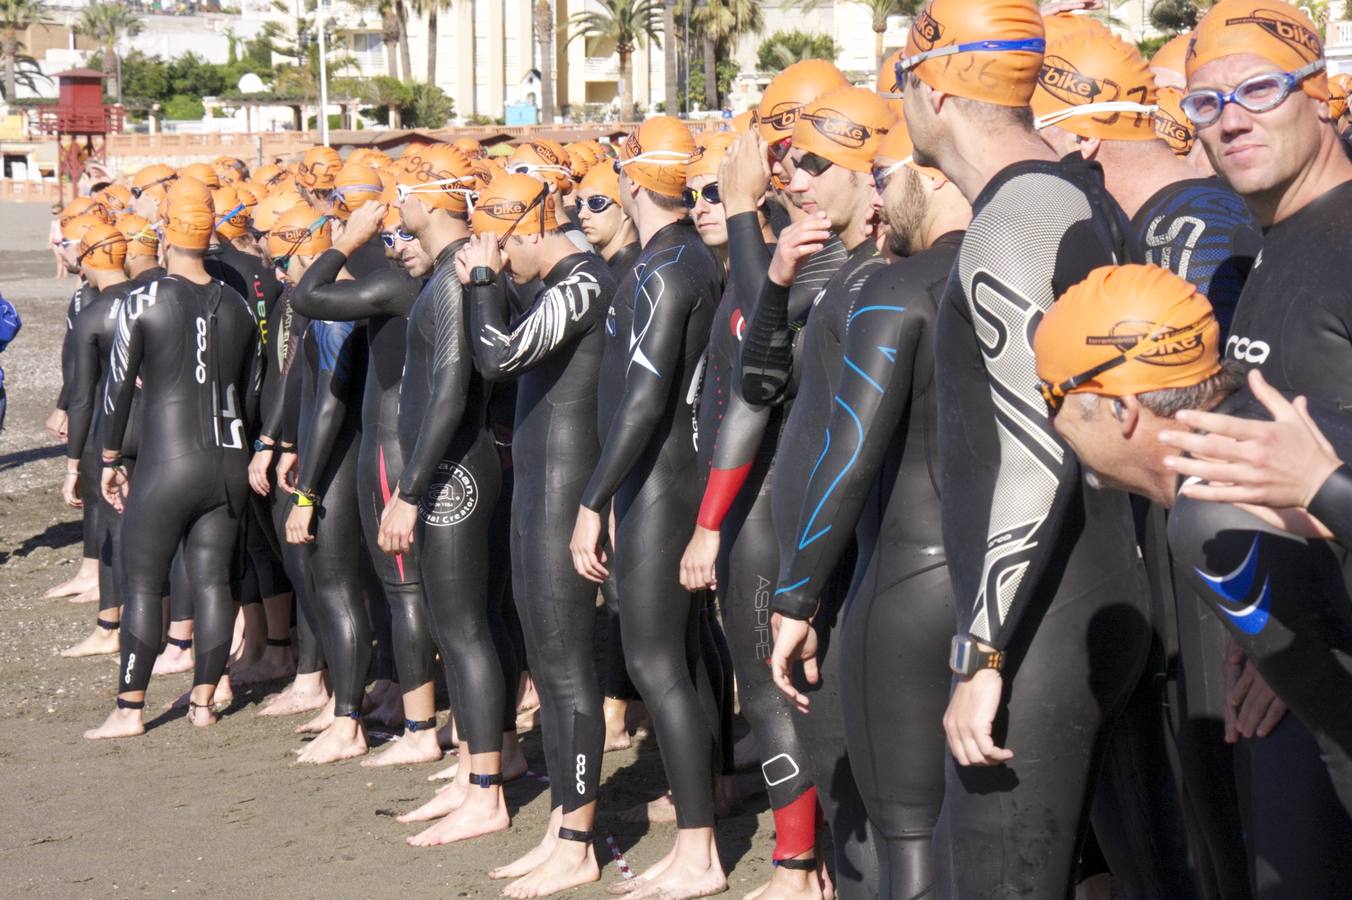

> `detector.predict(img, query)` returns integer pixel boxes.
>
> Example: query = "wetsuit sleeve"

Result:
[1309,464,1352,550]
[726,212,772,319]
[57,287,82,411]
[469,264,605,380]
[291,249,419,320]
[772,270,926,619]
[104,290,147,455]
[64,302,103,461]
[280,354,302,447]
[396,276,471,503]
[580,250,699,511]
[294,321,358,497]
[697,392,771,531]
[738,278,793,406]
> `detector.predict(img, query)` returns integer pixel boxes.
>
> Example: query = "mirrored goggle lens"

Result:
[684,183,721,207]
[767,138,792,163]
[797,152,835,176]
[583,195,616,213]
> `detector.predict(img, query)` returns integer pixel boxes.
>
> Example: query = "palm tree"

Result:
[396,0,413,84]
[377,0,401,78]
[534,0,555,123]
[77,2,142,103]
[412,0,454,86]
[795,0,920,65]
[569,0,662,122]
[687,0,761,110]
[662,0,676,113]
[1,0,50,104]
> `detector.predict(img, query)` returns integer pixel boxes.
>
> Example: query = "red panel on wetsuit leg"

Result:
[772,786,819,861]
[697,463,754,532]
[378,445,406,581]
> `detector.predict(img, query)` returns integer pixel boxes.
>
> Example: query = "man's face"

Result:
[500,234,538,285]
[58,238,81,274]
[392,231,433,277]
[618,170,638,221]
[398,194,428,235]
[873,161,929,258]
[1189,53,1327,200]
[1051,394,1145,495]
[688,174,728,249]
[770,140,803,210]
[577,187,625,248]
[787,150,870,235]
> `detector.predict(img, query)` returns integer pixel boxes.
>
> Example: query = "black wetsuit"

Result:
[695,214,845,863]
[740,238,884,898]
[398,238,505,755]
[773,233,963,899]
[931,158,1151,898]
[469,251,616,812]
[1213,176,1352,897]
[292,250,436,700]
[292,315,374,721]
[65,280,133,621]
[104,275,258,696]
[580,220,721,828]
[58,281,103,559]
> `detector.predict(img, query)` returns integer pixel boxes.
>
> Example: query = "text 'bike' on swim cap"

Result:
[896,38,1047,86]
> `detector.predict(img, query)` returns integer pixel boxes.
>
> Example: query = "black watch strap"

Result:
[470,265,496,286]
[1310,463,1352,550]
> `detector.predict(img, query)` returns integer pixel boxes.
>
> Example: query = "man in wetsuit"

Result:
[59,223,132,659]
[898,0,1152,893]
[459,172,617,897]
[769,114,970,900]
[379,144,512,846]
[129,163,176,221]
[1034,263,1352,831]
[1183,5,1352,890]
[85,176,259,740]
[569,116,726,900]
[116,215,166,285]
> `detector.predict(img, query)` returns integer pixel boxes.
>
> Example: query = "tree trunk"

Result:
[427,2,438,85]
[662,0,677,114]
[397,1,414,83]
[702,32,716,110]
[104,40,118,102]
[4,35,17,104]
[382,10,401,78]
[388,102,401,128]
[535,0,554,124]
[619,49,633,122]
[875,27,884,67]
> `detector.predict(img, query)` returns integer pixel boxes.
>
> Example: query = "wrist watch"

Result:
[950,634,1005,677]
[470,265,496,287]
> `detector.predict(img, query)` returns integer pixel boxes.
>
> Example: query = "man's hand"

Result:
[335,201,387,256]
[378,494,418,555]
[461,233,504,277]
[570,506,609,582]
[62,469,82,508]
[248,446,275,496]
[768,213,833,287]
[101,465,130,513]
[768,613,818,713]
[944,668,1014,766]
[46,408,68,441]
[1224,640,1287,742]
[679,525,720,591]
[719,130,772,216]
[285,503,317,545]
[1161,368,1341,509]
[275,451,298,494]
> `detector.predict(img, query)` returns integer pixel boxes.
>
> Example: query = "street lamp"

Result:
[317,0,330,145]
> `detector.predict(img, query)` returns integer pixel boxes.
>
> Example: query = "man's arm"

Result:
[292,248,420,321]
[64,301,105,462]
[292,320,359,499]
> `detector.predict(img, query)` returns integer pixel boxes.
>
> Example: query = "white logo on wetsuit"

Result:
[1226,334,1271,364]
[418,461,479,526]
[194,316,208,384]
[575,754,587,795]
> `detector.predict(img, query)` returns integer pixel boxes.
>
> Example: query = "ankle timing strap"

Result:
[468,772,504,788]
[116,697,145,710]
[97,619,119,631]
[404,717,437,733]
[266,637,292,647]
[165,636,193,650]
[558,827,593,843]
[773,858,817,871]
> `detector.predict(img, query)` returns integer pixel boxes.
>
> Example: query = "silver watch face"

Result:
[950,636,973,674]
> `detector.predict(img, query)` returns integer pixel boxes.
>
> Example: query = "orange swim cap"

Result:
[60,197,113,231]
[267,204,332,259]
[398,144,476,214]
[213,156,248,181]
[874,111,944,180]
[472,171,558,239]
[95,184,133,214]
[471,157,506,193]
[1153,87,1196,155]
[618,116,695,197]
[1150,31,1191,83]
[213,185,250,240]
[232,181,262,210]
[901,0,1046,107]
[61,213,105,245]
[452,137,486,160]
[77,221,127,271]
[1186,0,1326,100]
[349,148,392,169]
[162,177,217,250]
[730,110,756,135]
[1032,32,1158,140]
[251,189,303,234]
[1042,11,1111,44]
[179,162,221,190]
[330,162,385,219]
[298,146,342,191]
[398,142,432,175]
[566,141,606,181]
[756,59,850,142]
[117,214,160,258]
[1328,72,1351,120]
[1034,264,1221,408]
[254,163,285,187]
[132,163,177,201]
[578,162,622,204]
[878,49,907,99]
[688,131,739,182]
[508,140,575,194]
[790,86,896,173]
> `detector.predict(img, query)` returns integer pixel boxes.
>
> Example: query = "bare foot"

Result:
[502,838,601,898]
[396,779,466,823]
[296,696,336,734]
[742,865,823,900]
[609,843,676,895]
[187,703,219,728]
[67,586,100,605]
[517,672,541,714]
[165,676,233,712]
[619,850,726,899]
[45,571,97,599]
[257,678,330,717]
[604,697,632,752]
[490,811,560,879]
[294,719,368,764]
[230,646,296,685]
[406,787,509,847]
[619,793,677,825]
[84,706,145,741]
[153,644,193,675]
[361,729,443,768]
[62,625,119,658]
[428,755,459,781]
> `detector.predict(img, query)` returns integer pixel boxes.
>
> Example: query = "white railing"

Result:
[1329,20,1352,49]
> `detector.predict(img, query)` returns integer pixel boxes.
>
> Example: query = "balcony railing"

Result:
[34,105,125,135]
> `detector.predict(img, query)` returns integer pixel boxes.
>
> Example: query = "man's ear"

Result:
[1116,395,1142,438]
[1077,136,1102,161]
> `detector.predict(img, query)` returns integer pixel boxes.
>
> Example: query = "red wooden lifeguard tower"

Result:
[35,69,124,202]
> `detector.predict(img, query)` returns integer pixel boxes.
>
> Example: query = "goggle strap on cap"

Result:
[1033,101,1159,132]
[617,150,693,167]
[216,203,247,225]
[76,232,125,264]
[897,37,1047,80]
[877,157,914,180]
